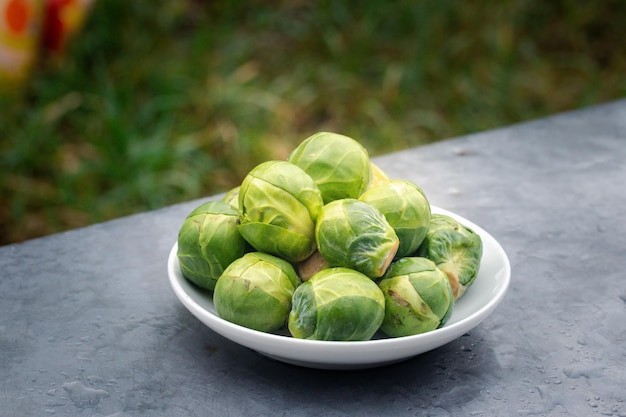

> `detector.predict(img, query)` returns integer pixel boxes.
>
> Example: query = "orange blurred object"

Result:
[0,0,93,93]
[0,0,43,91]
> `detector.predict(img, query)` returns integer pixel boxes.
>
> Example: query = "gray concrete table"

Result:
[2,100,625,417]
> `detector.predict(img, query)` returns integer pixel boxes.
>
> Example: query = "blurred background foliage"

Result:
[1,0,625,245]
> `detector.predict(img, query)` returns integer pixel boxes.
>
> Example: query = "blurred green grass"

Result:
[1,0,625,245]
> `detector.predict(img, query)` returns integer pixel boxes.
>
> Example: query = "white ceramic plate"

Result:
[167,207,511,370]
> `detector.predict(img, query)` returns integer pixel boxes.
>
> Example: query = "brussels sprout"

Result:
[288,267,385,341]
[238,160,323,263]
[177,200,247,290]
[287,132,372,204]
[378,257,454,337]
[359,179,431,258]
[368,162,390,188]
[416,214,483,300]
[222,186,240,209]
[214,252,301,333]
[315,199,399,278]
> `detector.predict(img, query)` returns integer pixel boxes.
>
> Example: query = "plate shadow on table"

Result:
[173,308,503,415]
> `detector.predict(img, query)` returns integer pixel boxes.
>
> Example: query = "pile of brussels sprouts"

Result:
[177,132,483,341]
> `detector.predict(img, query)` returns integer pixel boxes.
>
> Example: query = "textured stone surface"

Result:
[2,100,625,416]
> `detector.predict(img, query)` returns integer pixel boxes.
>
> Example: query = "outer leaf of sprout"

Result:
[416,214,483,300]
[288,267,385,341]
[214,252,301,332]
[360,179,431,257]
[238,160,323,263]
[288,132,372,204]
[177,200,247,290]
[222,186,240,210]
[315,199,399,278]
[379,257,454,337]
[368,162,390,189]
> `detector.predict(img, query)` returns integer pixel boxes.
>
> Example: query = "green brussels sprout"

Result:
[222,186,240,209]
[288,267,385,341]
[416,214,483,300]
[214,252,301,333]
[368,162,390,189]
[359,179,431,258]
[287,132,372,204]
[238,160,323,263]
[177,200,247,290]
[378,257,454,337]
[315,198,399,278]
